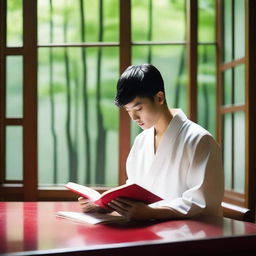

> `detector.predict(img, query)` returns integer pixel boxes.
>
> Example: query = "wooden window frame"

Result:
[244,0,256,217]
[38,0,199,200]
[0,0,37,201]
[1,0,219,202]
[216,0,256,218]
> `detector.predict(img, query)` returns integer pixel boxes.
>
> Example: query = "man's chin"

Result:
[139,124,152,130]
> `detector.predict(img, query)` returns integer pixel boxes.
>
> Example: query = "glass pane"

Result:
[222,69,232,105]
[37,0,119,44]
[131,45,187,140]
[223,113,232,190]
[234,0,245,59]
[6,56,23,118]
[6,126,23,180]
[7,0,23,47]
[198,0,215,42]
[132,0,186,42]
[38,47,119,187]
[234,65,245,105]
[103,0,119,42]
[197,45,216,137]
[233,111,245,193]
[223,0,232,63]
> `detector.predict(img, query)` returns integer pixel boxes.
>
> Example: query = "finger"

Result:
[108,203,132,221]
[79,200,90,204]
[79,202,90,207]
[78,197,89,201]
[85,205,95,211]
[110,200,130,211]
[108,202,127,216]
[78,198,90,204]
[115,197,134,206]
[79,203,91,209]
[108,201,127,215]
[82,204,98,213]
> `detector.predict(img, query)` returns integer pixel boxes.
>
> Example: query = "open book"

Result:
[65,182,163,209]
[56,211,127,225]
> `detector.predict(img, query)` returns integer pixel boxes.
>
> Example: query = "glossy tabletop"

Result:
[1,202,256,256]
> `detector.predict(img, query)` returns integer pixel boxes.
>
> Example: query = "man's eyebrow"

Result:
[125,102,142,110]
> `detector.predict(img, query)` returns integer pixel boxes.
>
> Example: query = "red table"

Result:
[0,202,256,256]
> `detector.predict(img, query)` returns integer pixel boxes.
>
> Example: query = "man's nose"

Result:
[130,111,139,121]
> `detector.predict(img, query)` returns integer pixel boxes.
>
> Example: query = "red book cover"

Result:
[65,182,163,209]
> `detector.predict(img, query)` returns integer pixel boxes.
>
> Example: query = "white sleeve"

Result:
[155,135,224,217]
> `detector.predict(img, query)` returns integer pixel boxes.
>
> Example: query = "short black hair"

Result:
[114,64,165,107]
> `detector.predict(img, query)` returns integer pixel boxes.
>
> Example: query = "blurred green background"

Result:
[6,0,217,187]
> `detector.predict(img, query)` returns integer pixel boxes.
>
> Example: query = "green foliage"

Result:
[7,0,23,46]
[198,0,215,41]
[132,0,186,41]
[101,100,118,131]
[101,80,116,99]
[7,0,21,10]
[39,82,67,96]
[35,0,217,185]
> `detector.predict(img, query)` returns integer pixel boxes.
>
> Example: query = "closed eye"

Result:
[125,107,142,112]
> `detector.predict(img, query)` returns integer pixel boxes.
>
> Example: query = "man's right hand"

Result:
[78,197,110,213]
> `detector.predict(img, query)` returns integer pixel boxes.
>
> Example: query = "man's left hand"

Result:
[108,197,154,220]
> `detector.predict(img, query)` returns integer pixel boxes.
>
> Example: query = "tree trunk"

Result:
[174,2,186,108]
[147,0,153,64]
[49,0,58,184]
[63,7,78,182]
[95,0,106,185]
[73,62,80,169]
[79,0,91,184]
[202,46,209,129]
[174,46,185,108]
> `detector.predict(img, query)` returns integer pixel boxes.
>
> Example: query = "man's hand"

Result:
[78,197,109,213]
[108,197,155,220]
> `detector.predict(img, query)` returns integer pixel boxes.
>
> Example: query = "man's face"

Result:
[124,96,161,130]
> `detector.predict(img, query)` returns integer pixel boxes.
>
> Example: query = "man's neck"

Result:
[154,106,174,137]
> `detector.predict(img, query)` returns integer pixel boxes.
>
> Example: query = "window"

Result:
[197,0,216,137]
[220,0,246,198]
[37,0,120,187]
[0,0,255,217]
[216,0,256,214]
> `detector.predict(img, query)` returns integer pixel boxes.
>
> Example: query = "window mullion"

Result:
[245,0,256,219]
[23,0,37,201]
[187,0,198,122]
[0,0,6,192]
[118,0,131,185]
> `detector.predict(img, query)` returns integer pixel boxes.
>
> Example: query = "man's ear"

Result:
[155,91,165,105]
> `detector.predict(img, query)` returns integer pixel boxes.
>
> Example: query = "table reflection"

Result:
[1,202,256,255]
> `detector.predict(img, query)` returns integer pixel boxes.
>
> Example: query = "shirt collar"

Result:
[164,109,188,143]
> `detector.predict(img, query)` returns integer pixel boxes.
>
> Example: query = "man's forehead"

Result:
[124,97,144,109]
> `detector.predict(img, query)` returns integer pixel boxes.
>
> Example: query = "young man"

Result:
[79,64,224,220]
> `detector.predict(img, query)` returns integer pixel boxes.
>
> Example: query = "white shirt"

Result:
[126,109,224,217]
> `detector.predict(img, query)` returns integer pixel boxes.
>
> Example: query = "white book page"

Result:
[57,211,126,225]
[66,182,101,201]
